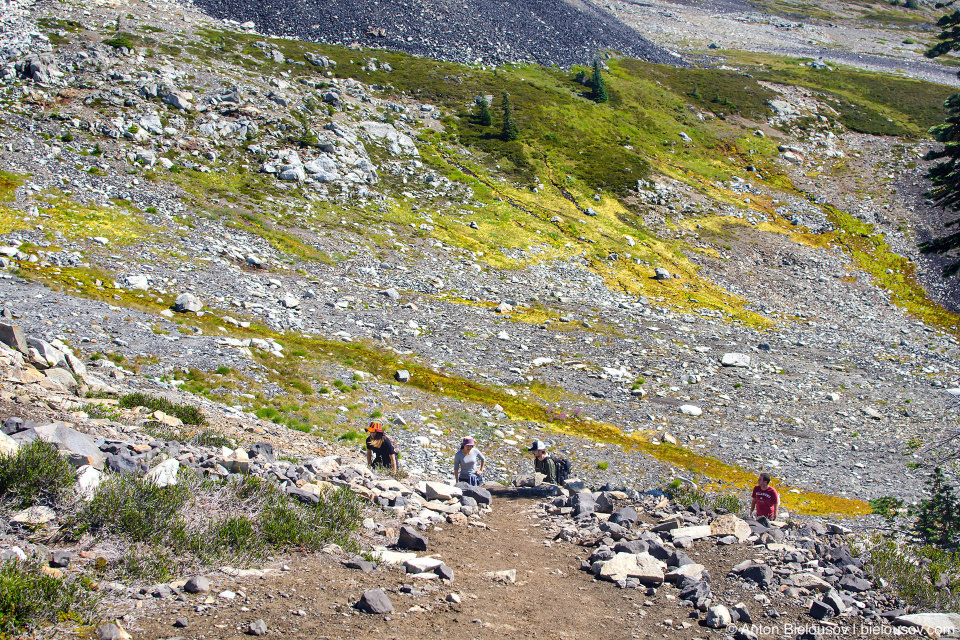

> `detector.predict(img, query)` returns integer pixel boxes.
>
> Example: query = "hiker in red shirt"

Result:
[750,472,780,521]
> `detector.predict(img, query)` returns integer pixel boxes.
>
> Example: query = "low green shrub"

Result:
[192,429,233,448]
[0,441,75,508]
[77,474,191,543]
[289,380,313,394]
[666,479,708,507]
[868,537,960,611]
[142,424,232,449]
[338,429,364,442]
[597,461,609,470]
[666,479,742,514]
[69,472,363,580]
[869,495,904,519]
[713,494,743,514]
[118,392,207,426]
[0,558,98,636]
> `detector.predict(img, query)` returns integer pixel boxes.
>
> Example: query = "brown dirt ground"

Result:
[127,488,824,640]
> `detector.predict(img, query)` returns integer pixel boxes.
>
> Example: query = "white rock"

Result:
[721,353,751,367]
[372,548,418,565]
[404,557,444,573]
[710,514,751,542]
[423,481,462,501]
[790,573,832,592]
[597,552,664,584]
[145,458,180,488]
[484,569,516,583]
[11,505,56,525]
[705,605,732,629]
[894,613,960,637]
[123,274,149,290]
[665,563,705,583]
[0,432,18,456]
[76,465,102,501]
[174,292,203,313]
[679,404,702,417]
[670,525,712,541]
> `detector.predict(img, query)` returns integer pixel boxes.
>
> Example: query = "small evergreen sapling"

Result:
[590,59,609,104]
[475,97,492,127]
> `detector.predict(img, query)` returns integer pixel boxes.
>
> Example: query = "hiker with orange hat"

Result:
[365,421,397,473]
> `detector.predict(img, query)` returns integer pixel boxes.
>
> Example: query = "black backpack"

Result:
[551,457,571,485]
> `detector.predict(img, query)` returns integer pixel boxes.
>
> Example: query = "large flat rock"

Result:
[670,525,712,541]
[597,552,664,584]
[33,422,104,470]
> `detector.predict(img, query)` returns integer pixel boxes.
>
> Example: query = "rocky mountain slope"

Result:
[191,0,682,67]
[0,0,959,635]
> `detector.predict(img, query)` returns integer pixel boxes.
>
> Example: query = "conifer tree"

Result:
[922,8,960,276]
[476,97,492,127]
[910,467,960,549]
[591,59,609,104]
[500,92,518,141]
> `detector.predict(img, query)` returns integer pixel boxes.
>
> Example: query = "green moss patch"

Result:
[722,52,954,137]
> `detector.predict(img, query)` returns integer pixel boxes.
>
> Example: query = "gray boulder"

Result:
[304,156,340,182]
[396,525,428,551]
[105,453,147,475]
[572,491,595,517]
[678,580,712,609]
[32,423,104,469]
[613,540,648,555]
[356,589,393,614]
[15,54,59,83]
[174,293,203,313]
[163,91,193,111]
[43,368,78,393]
[809,600,835,620]
[455,482,492,505]
[184,575,210,593]
[435,563,455,581]
[594,491,615,513]
[278,166,306,182]
[838,575,872,592]
[609,506,638,526]
[0,323,27,353]
[730,560,774,588]
[893,613,960,637]
[27,338,66,368]
[705,604,732,628]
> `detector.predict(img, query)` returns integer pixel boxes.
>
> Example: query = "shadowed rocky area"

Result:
[191,0,684,66]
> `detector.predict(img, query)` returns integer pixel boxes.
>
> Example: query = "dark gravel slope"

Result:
[191,0,684,66]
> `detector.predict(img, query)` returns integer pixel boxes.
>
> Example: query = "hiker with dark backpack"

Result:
[528,440,570,485]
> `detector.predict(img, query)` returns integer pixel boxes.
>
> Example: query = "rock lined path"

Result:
[132,489,658,640]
